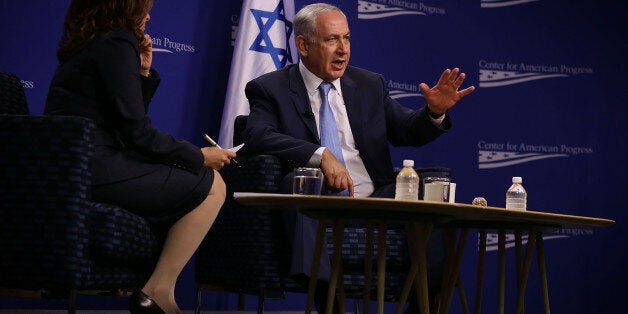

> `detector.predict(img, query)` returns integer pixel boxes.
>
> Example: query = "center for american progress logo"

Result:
[484,228,593,252]
[478,141,593,169]
[478,60,594,88]
[357,0,446,19]
[481,0,540,8]
[477,59,595,169]
[152,36,195,54]
[358,0,542,15]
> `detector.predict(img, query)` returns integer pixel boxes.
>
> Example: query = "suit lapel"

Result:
[341,71,365,149]
[288,65,320,142]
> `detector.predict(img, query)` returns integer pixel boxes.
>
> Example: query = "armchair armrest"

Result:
[220,154,283,193]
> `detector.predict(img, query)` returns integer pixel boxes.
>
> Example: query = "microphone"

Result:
[303,109,314,118]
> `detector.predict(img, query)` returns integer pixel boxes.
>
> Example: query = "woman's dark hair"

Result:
[57,0,153,62]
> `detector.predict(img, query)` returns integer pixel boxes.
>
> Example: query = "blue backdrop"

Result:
[1,0,626,313]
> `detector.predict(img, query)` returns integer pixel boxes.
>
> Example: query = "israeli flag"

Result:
[218,0,297,147]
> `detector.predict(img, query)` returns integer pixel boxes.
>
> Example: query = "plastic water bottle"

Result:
[505,176,527,210]
[395,160,419,200]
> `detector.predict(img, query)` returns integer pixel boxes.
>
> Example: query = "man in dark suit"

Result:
[242,3,474,312]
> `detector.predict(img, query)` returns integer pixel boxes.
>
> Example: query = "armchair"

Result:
[0,71,161,313]
[194,115,417,313]
[0,72,29,114]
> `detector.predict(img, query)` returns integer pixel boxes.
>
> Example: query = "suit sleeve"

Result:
[95,32,203,174]
[242,78,321,169]
[379,74,451,147]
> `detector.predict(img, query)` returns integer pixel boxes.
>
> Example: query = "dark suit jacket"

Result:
[45,30,203,185]
[242,64,451,190]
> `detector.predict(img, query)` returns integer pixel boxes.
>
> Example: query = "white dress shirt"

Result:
[299,61,444,197]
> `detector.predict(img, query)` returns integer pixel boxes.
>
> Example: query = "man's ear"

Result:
[296,35,308,58]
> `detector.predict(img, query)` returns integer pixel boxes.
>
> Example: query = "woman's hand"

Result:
[140,33,152,77]
[201,147,237,170]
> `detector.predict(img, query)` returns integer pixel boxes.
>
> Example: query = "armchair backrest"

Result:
[233,114,248,146]
[0,115,96,204]
[0,71,29,114]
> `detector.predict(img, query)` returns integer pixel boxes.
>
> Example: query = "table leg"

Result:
[498,230,506,314]
[306,220,328,314]
[515,231,523,285]
[395,223,432,314]
[395,224,420,314]
[338,262,347,314]
[327,220,346,314]
[456,276,471,314]
[515,231,537,314]
[439,229,469,314]
[475,230,487,314]
[363,222,375,314]
[536,232,551,314]
[514,231,524,314]
[439,229,457,304]
[377,221,387,314]
[414,223,432,314]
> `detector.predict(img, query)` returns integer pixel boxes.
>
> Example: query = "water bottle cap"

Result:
[403,160,414,167]
[512,176,522,183]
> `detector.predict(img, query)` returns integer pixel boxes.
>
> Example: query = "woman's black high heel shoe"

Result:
[129,290,165,314]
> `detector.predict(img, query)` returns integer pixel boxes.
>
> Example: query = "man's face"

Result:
[299,10,351,82]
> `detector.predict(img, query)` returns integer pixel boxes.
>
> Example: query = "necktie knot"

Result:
[319,82,333,97]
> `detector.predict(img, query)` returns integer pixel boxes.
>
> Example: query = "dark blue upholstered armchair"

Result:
[194,115,414,313]
[0,71,161,313]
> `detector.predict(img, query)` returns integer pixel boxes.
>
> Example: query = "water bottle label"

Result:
[395,183,418,200]
[506,198,526,210]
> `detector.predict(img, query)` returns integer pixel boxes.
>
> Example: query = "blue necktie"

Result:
[319,82,348,196]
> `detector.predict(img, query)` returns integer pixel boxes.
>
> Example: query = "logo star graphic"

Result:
[249,1,293,69]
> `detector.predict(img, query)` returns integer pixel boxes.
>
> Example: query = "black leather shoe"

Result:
[129,290,165,314]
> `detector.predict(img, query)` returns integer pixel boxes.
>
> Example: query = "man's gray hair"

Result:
[294,3,345,43]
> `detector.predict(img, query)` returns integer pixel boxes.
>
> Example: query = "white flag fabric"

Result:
[218,0,297,148]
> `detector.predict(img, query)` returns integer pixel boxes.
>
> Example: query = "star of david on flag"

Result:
[218,0,297,148]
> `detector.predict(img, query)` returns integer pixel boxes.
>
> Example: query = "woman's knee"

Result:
[209,170,226,200]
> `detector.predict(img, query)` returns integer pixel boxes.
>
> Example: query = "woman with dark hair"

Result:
[45,1,235,313]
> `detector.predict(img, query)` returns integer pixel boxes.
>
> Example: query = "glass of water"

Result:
[422,176,450,202]
[292,167,324,195]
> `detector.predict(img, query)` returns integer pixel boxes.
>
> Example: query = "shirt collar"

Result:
[299,61,342,97]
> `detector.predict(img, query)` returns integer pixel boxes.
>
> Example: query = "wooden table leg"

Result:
[438,228,469,314]
[363,222,375,314]
[536,232,551,314]
[306,220,328,314]
[395,224,420,314]
[338,261,346,314]
[327,220,346,314]
[417,224,432,314]
[515,231,537,314]
[413,223,433,314]
[395,223,432,314]
[376,221,387,314]
[439,229,457,310]
[514,231,524,314]
[475,230,487,314]
[456,275,471,314]
[498,230,506,314]
[515,231,523,287]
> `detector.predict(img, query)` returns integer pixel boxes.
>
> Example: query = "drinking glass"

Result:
[292,167,324,195]
[422,177,450,202]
